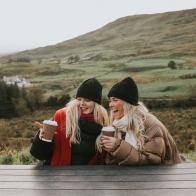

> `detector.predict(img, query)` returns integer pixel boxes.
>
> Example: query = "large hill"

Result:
[0,8,196,99]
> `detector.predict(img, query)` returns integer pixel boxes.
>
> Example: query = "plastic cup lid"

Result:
[43,120,58,126]
[102,126,115,132]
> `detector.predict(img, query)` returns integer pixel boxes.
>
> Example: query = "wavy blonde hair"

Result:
[110,101,149,150]
[66,99,109,144]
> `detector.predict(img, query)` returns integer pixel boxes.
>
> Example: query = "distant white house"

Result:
[2,75,31,87]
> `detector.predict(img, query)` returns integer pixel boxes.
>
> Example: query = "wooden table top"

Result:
[0,163,196,196]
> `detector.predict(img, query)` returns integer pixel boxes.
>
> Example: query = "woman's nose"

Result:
[80,100,85,105]
[109,101,113,107]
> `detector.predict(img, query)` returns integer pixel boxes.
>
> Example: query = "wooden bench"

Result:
[0,163,196,196]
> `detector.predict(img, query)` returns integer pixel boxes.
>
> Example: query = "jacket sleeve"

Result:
[110,126,165,165]
[30,130,54,161]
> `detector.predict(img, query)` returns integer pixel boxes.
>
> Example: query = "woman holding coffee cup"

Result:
[99,77,181,165]
[30,78,109,166]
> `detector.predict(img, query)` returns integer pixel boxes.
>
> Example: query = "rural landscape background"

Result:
[0,8,196,164]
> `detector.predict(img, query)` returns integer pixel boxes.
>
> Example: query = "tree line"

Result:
[0,80,70,118]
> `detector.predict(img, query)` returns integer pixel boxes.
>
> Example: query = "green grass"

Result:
[139,79,196,98]
[126,58,185,67]
[0,148,39,165]
[182,152,196,162]
[1,56,196,99]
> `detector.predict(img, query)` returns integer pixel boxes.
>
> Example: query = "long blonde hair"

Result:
[110,101,149,150]
[66,99,109,144]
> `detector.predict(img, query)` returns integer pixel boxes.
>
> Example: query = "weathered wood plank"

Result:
[1,174,196,182]
[1,181,196,189]
[0,163,195,170]
[0,163,196,196]
[0,168,196,176]
[0,189,196,196]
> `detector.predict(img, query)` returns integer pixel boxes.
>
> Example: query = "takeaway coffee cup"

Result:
[42,120,58,140]
[101,126,115,137]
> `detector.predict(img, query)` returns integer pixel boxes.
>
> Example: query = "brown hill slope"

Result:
[0,8,196,64]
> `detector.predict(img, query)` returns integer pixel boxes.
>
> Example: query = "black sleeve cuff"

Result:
[30,131,54,161]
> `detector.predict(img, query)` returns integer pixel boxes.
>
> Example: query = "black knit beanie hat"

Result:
[76,78,102,104]
[108,77,138,105]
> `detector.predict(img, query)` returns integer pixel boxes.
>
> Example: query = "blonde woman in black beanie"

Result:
[99,77,181,165]
[30,78,109,166]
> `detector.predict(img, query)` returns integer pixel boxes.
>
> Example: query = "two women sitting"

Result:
[30,77,181,165]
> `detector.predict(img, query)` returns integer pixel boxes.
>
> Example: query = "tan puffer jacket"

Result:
[105,113,182,165]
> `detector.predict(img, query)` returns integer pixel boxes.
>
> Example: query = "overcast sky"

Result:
[0,0,196,53]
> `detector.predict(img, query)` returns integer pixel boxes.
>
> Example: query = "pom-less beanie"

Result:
[76,78,102,104]
[108,77,138,105]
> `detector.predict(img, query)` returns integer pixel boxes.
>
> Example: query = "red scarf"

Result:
[80,112,95,122]
[51,109,104,166]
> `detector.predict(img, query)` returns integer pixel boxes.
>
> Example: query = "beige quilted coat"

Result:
[105,113,182,165]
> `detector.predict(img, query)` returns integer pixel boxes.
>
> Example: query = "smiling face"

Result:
[76,97,95,114]
[109,97,124,120]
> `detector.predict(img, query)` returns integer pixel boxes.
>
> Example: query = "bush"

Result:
[19,153,30,164]
[168,60,177,69]
[15,57,31,63]
[0,153,14,164]
[67,55,80,64]
[14,99,31,116]
[46,94,71,108]
[46,96,58,107]
[26,86,45,109]
[0,81,35,118]
[0,148,39,164]
[58,94,71,107]
[17,149,38,164]
[180,73,196,79]
[142,98,196,109]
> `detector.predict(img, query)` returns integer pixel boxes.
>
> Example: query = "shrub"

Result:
[17,148,39,164]
[46,94,71,108]
[0,153,14,164]
[15,57,31,63]
[57,94,71,107]
[180,73,196,79]
[161,86,177,92]
[47,96,58,107]
[168,60,177,69]
[0,148,39,164]
[67,55,80,64]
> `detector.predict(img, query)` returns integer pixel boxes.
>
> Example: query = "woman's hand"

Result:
[96,135,103,152]
[39,128,46,140]
[33,121,45,140]
[100,135,117,152]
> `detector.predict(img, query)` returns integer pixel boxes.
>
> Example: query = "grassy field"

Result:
[0,57,195,99]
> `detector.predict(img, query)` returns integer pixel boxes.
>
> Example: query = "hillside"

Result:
[0,8,196,99]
